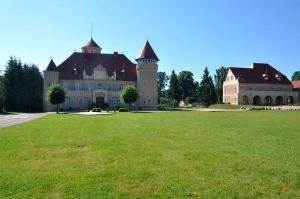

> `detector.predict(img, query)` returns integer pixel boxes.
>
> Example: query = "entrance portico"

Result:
[93,89,108,106]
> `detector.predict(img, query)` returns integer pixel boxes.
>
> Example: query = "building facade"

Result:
[43,39,159,111]
[223,63,299,105]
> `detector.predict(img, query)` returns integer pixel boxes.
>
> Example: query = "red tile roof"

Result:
[292,80,300,90]
[229,63,291,85]
[45,59,57,71]
[136,41,159,61]
[57,52,137,81]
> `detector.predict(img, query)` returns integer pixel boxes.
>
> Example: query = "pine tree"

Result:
[199,67,217,107]
[3,57,43,112]
[167,70,180,101]
[23,64,43,112]
[0,75,4,112]
[4,57,24,111]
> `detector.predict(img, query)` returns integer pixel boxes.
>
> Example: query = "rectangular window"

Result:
[97,83,102,89]
[75,83,81,91]
[88,83,94,91]
[63,82,69,91]
[119,84,123,90]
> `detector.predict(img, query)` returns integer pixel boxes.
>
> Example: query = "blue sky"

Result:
[0,0,299,81]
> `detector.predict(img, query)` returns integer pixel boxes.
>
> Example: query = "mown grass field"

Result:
[0,111,299,198]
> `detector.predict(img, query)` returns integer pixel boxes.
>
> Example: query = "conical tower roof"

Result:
[45,58,57,71]
[84,38,100,48]
[136,40,159,61]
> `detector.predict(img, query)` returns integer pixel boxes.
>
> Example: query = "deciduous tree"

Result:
[47,84,66,114]
[214,66,228,103]
[120,85,139,112]
[157,72,169,99]
[291,71,300,81]
[178,71,195,100]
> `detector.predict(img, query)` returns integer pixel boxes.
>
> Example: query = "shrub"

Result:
[159,97,178,108]
[119,108,128,112]
[91,107,101,112]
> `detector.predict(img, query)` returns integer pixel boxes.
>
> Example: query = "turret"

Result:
[136,41,159,109]
[43,58,59,111]
[81,38,102,54]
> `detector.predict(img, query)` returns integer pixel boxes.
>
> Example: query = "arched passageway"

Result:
[242,95,249,105]
[264,96,273,105]
[253,96,261,105]
[275,96,283,105]
[287,96,294,104]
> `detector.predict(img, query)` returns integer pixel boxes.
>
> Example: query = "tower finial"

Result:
[91,22,94,39]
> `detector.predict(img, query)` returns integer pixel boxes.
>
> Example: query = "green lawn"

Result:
[0,111,299,198]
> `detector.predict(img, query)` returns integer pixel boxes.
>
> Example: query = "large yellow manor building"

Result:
[223,63,299,105]
[43,38,159,111]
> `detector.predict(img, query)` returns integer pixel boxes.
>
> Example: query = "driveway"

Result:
[0,113,50,128]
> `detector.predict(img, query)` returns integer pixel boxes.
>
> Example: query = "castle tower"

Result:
[136,41,159,109]
[43,58,59,111]
[81,38,102,54]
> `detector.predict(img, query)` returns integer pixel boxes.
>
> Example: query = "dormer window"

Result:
[262,73,268,80]
[262,68,268,80]
[121,65,126,73]
[275,73,282,81]
[73,67,79,75]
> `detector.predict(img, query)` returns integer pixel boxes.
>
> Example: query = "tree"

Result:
[4,57,24,112]
[23,64,43,112]
[214,66,228,103]
[178,71,195,100]
[120,85,139,112]
[291,71,300,81]
[167,70,180,101]
[157,72,169,100]
[199,67,217,107]
[3,57,43,112]
[47,84,66,114]
[0,75,4,112]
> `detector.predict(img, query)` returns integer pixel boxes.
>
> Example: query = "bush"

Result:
[159,97,178,108]
[91,107,101,112]
[119,108,128,112]
[184,97,193,106]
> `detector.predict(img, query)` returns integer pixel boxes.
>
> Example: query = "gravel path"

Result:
[0,113,50,128]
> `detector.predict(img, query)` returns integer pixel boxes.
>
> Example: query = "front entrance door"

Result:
[96,96,104,107]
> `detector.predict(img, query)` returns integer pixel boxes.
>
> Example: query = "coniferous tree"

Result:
[167,70,180,101]
[3,57,43,112]
[4,57,24,111]
[199,67,217,107]
[23,64,43,112]
[214,66,228,103]
[0,75,4,112]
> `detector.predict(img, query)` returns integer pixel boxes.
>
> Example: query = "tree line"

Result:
[0,57,43,113]
[157,66,228,108]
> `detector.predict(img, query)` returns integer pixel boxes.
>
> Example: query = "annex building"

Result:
[223,63,299,105]
[43,38,159,111]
